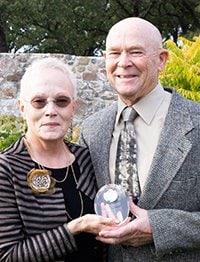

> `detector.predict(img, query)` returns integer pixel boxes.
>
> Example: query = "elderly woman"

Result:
[0,57,114,262]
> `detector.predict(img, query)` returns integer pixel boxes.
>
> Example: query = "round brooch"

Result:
[27,169,55,193]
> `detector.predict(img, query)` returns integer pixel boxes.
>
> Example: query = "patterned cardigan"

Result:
[0,137,97,262]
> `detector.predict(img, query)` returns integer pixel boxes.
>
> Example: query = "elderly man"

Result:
[80,17,200,261]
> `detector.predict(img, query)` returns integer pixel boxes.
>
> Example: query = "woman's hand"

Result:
[66,214,117,235]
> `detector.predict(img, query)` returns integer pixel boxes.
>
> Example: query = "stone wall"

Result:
[0,53,117,127]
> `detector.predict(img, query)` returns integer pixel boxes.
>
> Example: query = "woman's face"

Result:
[19,67,76,142]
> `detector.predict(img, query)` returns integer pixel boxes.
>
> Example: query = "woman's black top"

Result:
[49,160,105,262]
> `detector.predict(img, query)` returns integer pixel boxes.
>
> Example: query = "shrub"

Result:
[0,115,24,151]
[159,36,200,102]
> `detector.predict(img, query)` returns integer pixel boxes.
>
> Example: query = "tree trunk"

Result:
[0,17,8,52]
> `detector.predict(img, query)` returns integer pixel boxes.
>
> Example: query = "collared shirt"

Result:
[109,84,172,190]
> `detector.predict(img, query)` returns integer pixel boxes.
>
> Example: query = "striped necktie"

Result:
[115,106,141,203]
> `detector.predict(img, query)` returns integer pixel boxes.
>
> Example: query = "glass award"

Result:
[94,184,129,222]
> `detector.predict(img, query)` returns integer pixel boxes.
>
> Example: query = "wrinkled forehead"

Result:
[106,19,162,50]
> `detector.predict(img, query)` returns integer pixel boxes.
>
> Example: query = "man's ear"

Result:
[103,50,106,60]
[158,48,169,72]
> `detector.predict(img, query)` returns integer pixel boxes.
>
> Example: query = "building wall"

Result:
[0,53,117,126]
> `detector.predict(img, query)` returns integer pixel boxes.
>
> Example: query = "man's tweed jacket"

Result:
[79,87,200,261]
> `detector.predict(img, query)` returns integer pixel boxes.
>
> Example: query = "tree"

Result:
[0,0,199,55]
[159,36,200,102]
[1,0,112,55]
[0,1,9,52]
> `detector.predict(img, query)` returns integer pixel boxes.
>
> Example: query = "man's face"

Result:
[104,24,167,105]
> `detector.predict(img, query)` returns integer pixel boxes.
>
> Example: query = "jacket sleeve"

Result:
[148,208,200,256]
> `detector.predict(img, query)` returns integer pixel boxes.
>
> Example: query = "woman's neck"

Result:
[23,136,75,168]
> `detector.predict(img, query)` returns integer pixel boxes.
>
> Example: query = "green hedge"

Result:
[160,36,200,102]
[0,115,24,151]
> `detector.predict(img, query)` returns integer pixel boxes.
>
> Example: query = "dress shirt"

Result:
[109,84,172,190]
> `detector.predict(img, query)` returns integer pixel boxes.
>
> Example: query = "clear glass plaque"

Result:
[94,184,129,222]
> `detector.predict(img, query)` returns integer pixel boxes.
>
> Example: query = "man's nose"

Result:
[117,52,132,67]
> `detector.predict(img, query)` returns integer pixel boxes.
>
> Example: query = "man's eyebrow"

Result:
[108,44,145,49]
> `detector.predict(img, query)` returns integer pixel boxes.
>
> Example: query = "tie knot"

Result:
[122,107,137,122]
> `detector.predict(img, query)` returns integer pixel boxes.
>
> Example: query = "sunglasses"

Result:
[26,96,72,109]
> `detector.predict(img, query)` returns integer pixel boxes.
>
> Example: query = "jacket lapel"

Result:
[91,102,117,188]
[139,91,194,209]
